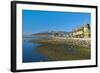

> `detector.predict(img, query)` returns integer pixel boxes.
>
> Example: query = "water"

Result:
[23,37,91,63]
[23,38,48,63]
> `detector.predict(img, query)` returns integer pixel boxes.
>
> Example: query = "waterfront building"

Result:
[72,24,91,38]
[83,24,91,38]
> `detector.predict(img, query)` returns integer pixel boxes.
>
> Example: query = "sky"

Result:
[22,10,91,35]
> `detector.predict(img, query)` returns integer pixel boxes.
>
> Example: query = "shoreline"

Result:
[30,38,91,49]
[23,37,91,61]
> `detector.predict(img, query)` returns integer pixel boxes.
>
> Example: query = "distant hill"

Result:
[30,31,68,37]
[23,31,68,38]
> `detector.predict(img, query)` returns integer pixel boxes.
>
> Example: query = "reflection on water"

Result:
[23,38,49,63]
[23,38,91,63]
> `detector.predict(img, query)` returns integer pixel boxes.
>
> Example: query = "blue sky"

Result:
[22,10,91,35]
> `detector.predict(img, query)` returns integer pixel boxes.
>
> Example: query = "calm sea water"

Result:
[22,38,48,63]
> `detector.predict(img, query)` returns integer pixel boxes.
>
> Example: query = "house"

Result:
[72,24,91,38]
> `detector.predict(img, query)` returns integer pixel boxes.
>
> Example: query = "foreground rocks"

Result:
[29,38,91,61]
[30,38,91,49]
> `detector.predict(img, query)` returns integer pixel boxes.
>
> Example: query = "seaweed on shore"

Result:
[29,38,91,61]
[35,44,91,61]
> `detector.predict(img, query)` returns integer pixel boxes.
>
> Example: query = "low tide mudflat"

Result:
[29,38,91,61]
